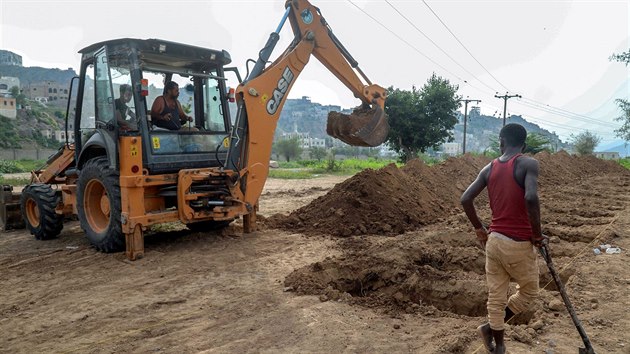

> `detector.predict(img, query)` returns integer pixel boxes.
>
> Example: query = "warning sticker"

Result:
[222,137,230,148]
[130,145,138,156]
[152,137,161,149]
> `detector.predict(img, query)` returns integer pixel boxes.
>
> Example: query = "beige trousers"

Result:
[485,232,539,331]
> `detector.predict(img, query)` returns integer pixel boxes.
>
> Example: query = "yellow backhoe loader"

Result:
[0,0,389,260]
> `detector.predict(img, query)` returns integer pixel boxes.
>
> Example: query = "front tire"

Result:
[20,184,63,240]
[77,157,124,252]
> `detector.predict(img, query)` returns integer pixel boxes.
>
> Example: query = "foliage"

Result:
[385,74,461,162]
[0,176,30,186]
[610,51,630,143]
[485,133,552,157]
[274,138,303,162]
[18,159,47,172]
[268,170,315,179]
[0,115,21,148]
[268,158,399,179]
[613,98,630,142]
[0,160,21,173]
[570,131,601,156]
[9,86,26,106]
[524,133,552,154]
[619,158,630,170]
[309,146,327,161]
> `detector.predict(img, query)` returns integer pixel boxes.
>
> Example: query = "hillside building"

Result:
[0,76,20,94]
[0,97,16,118]
[25,81,69,103]
[595,151,620,160]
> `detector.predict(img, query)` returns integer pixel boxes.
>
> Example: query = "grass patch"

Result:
[619,158,630,170]
[269,158,399,179]
[0,177,31,186]
[268,169,316,179]
[16,159,47,172]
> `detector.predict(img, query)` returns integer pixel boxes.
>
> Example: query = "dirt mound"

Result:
[285,229,489,317]
[270,153,630,237]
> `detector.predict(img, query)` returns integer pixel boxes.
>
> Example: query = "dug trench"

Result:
[271,152,630,345]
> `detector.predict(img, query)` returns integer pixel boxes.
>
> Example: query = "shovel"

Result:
[538,245,595,354]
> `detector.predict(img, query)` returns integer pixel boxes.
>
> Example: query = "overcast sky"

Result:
[1,0,628,145]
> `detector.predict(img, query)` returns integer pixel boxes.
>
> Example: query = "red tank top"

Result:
[487,154,533,241]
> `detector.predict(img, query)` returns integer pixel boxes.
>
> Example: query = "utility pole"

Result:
[461,98,481,154]
[494,92,521,126]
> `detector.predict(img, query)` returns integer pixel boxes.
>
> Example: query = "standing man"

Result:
[150,81,193,130]
[460,123,546,354]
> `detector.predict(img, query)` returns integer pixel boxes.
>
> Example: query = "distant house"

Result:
[0,76,20,94]
[0,97,17,118]
[595,151,620,160]
[442,142,460,156]
[25,81,69,103]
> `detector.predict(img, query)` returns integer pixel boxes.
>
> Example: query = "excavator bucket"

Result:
[0,185,25,231]
[326,105,389,147]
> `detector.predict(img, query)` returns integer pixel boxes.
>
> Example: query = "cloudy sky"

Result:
[1,0,628,145]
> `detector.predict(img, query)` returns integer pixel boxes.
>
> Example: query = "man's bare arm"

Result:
[460,164,491,229]
[523,158,544,246]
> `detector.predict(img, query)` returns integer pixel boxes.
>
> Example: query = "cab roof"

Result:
[79,38,232,70]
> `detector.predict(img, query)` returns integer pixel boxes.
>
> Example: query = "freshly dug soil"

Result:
[271,153,628,238]
[282,153,630,327]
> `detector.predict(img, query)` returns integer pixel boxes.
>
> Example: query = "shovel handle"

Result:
[539,245,595,354]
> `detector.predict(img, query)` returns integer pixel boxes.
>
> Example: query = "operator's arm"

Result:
[150,97,164,122]
[523,158,545,247]
[176,101,192,122]
[461,164,491,247]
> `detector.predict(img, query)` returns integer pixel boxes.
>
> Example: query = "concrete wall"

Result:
[0,149,59,161]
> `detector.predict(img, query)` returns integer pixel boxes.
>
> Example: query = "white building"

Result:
[442,142,460,156]
[0,76,20,95]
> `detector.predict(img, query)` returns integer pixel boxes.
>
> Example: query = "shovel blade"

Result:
[326,105,389,147]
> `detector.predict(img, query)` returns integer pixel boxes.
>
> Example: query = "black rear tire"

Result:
[186,220,232,232]
[76,157,124,252]
[20,184,63,240]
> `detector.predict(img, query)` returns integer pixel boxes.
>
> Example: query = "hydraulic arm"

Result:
[227,0,390,207]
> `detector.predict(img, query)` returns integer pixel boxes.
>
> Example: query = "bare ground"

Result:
[1,166,629,353]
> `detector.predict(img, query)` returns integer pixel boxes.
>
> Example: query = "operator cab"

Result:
[73,38,236,174]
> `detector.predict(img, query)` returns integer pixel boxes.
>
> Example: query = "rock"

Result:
[591,303,598,310]
[550,236,561,243]
[269,160,280,168]
[283,286,294,292]
[544,349,554,354]
[319,294,329,302]
[548,300,565,312]
[527,328,536,337]
[530,320,544,330]
[393,324,401,329]
[548,339,557,347]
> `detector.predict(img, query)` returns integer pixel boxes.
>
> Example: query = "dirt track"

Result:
[1,154,630,353]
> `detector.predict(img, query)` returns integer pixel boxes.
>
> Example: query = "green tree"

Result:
[570,131,601,156]
[274,137,303,162]
[9,86,26,106]
[610,51,630,142]
[486,133,551,156]
[524,133,551,154]
[385,74,461,162]
[309,146,327,161]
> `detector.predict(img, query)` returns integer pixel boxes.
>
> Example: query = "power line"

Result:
[515,99,620,129]
[384,0,497,93]
[420,0,511,92]
[345,0,465,83]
